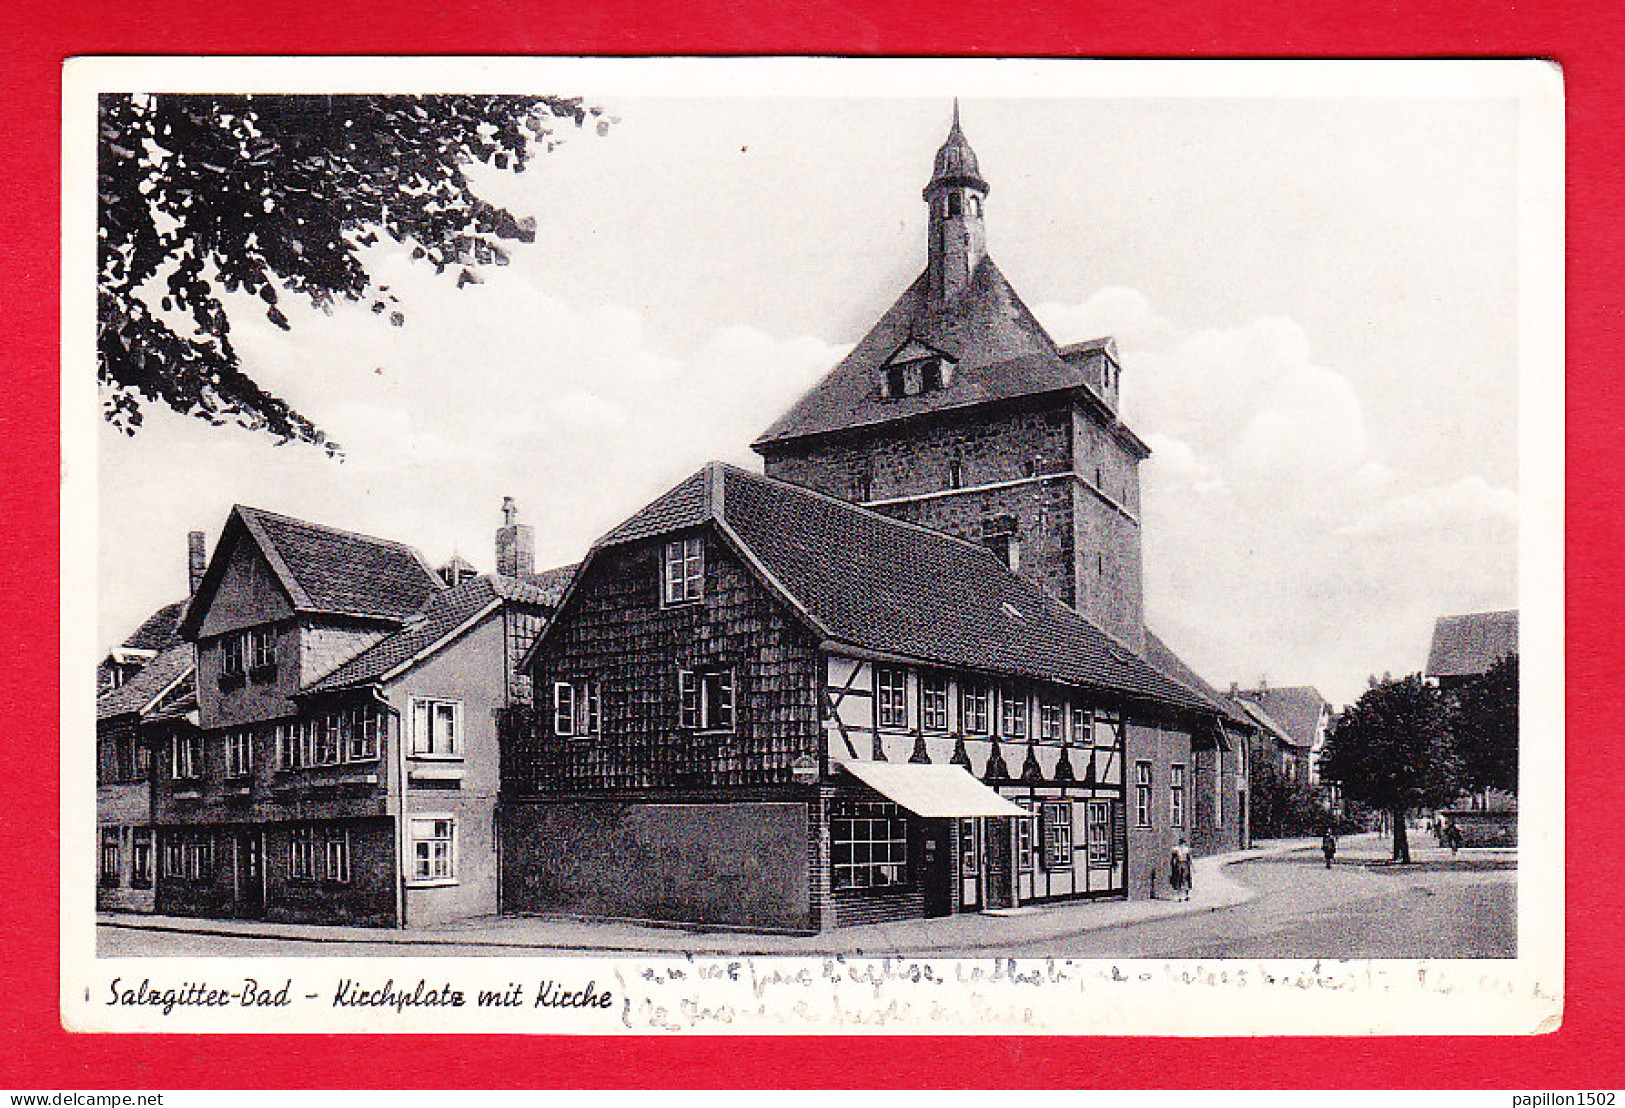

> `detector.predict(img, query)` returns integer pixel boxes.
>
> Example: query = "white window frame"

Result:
[289,827,316,880]
[1171,763,1187,828]
[225,729,254,779]
[409,697,463,760]
[1135,760,1153,828]
[221,633,245,676]
[960,683,990,735]
[130,828,153,886]
[1069,703,1090,746]
[100,828,121,883]
[1214,749,1225,828]
[323,827,351,884]
[1039,701,1064,744]
[1000,689,1028,740]
[1015,801,1036,873]
[1086,800,1113,867]
[407,814,458,886]
[1042,801,1073,869]
[920,673,949,733]
[662,535,705,605]
[553,681,600,737]
[248,626,276,670]
[171,733,203,780]
[679,668,734,732]
[875,667,908,730]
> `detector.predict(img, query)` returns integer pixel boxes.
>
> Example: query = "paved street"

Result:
[97,834,1514,959]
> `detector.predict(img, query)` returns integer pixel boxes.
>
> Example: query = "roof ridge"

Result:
[235,503,430,557]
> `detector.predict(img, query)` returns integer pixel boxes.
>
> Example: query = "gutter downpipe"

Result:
[367,686,407,931]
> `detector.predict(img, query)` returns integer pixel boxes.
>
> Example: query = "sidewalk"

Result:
[98,838,1317,956]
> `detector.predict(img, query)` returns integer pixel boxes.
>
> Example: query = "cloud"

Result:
[1335,475,1518,539]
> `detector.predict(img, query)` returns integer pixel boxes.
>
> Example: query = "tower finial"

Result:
[952,97,961,131]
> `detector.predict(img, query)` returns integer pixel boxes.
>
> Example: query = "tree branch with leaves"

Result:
[99,93,607,454]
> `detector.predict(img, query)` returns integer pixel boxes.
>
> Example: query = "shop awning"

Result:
[836,760,1027,818]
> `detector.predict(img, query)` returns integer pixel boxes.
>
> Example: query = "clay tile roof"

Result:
[1239,686,1328,750]
[751,258,1106,449]
[303,567,571,694]
[121,600,187,651]
[97,643,195,721]
[236,505,443,621]
[591,464,1210,715]
[1143,631,1256,732]
[1233,698,1296,747]
[1426,610,1518,679]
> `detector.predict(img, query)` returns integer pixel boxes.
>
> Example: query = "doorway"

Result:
[984,817,1014,910]
[234,831,264,918]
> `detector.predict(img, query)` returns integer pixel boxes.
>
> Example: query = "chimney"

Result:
[495,496,534,579]
[188,531,207,596]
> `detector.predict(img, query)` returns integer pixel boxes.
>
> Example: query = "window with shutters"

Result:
[679,667,734,732]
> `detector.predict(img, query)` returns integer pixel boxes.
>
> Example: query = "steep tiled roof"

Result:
[1233,697,1296,748]
[304,569,565,694]
[120,600,187,652]
[1426,610,1518,679]
[752,258,1113,448]
[1144,631,1256,732]
[239,506,443,620]
[97,643,195,721]
[1239,686,1329,750]
[591,463,1210,715]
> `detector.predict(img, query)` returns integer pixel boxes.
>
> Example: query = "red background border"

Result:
[3,0,1617,1088]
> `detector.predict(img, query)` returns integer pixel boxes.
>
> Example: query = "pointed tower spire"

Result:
[923,100,990,303]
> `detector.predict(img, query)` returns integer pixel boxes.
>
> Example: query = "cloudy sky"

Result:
[92,68,1534,707]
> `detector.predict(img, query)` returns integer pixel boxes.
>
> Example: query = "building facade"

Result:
[152,502,566,927]
[503,464,1223,932]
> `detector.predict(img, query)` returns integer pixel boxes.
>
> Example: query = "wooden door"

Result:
[920,818,953,917]
[985,817,1014,910]
[235,831,264,918]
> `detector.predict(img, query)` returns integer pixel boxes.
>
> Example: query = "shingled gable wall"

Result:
[503,526,828,932]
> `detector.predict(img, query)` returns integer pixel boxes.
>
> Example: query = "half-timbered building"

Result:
[504,463,1222,932]
[154,501,568,927]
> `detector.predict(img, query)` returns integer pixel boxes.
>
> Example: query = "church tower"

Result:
[753,104,1149,652]
[924,100,989,305]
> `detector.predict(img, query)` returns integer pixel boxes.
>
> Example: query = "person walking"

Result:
[1170,837,1193,902]
[1321,829,1337,869]
[1447,821,1463,855]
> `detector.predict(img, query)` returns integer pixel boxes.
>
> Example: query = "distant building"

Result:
[1237,684,1332,787]
[154,501,568,927]
[1427,609,1518,692]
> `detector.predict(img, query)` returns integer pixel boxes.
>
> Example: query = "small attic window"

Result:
[947,192,962,217]
[919,359,942,393]
[947,457,962,489]
[886,366,907,399]
[969,195,982,216]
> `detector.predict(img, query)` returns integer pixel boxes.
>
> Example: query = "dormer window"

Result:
[947,457,963,489]
[919,360,942,393]
[969,195,982,217]
[878,340,956,401]
[886,366,907,399]
[663,536,704,605]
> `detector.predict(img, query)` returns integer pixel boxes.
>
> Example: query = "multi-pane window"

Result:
[312,714,340,765]
[831,801,908,890]
[171,733,204,780]
[960,684,990,734]
[130,829,153,887]
[1015,803,1036,873]
[552,681,601,737]
[1135,761,1153,828]
[225,730,254,779]
[678,668,734,732]
[875,667,908,730]
[1070,703,1090,746]
[1000,690,1027,739]
[959,818,979,876]
[662,536,705,604]
[1039,701,1064,744]
[249,627,276,671]
[289,827,316,879]
[1086,800,1113,867]
[920,674,949,732]
[1214,750,1225,828]
[324,828,351,884]
[222,634,245,676]
[182,834,210,881]
[100,829,120,883]
[1171,763,1186,828]
[409,816,456,884]
[163,835,184,879]
[1042,801,1073,869]
[411,698,462,757]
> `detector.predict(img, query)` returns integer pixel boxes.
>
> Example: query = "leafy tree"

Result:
[99,93,605,453]
[1318,672,1461,862]
[1454,652,1519,803]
